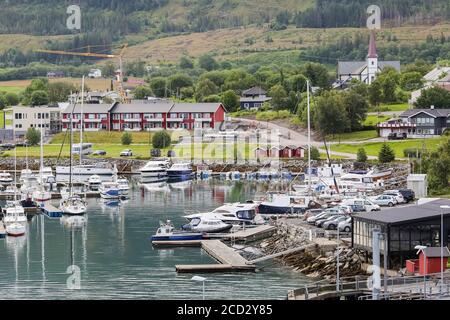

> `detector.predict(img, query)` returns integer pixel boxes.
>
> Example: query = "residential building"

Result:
[410,66,450,105]
[399,107,450,137]
[240,86,272,110]
[377,118,416,138]
[4,105,63,136]
[336,31,400,86]
[61,101,227,132]
[88,69,102,78]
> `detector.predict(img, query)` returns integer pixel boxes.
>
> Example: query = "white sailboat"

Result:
[33,119,51,202]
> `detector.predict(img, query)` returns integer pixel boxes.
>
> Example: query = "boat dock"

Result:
[175,240,256,273]
[221,225,277,243]
[41,203,63,218]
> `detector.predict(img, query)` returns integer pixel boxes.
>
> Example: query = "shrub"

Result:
[357,148,368,162]
[26,127,41,146]
[152,130,171,149]
[310,146,320,160]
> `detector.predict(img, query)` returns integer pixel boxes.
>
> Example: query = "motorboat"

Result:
[167,163,193,180]
[6,223,26,237]
[2,203,27,227]
[60,196,87,215]
[38,167,57,190]
[116,178,130,197]
[32,188,52,202]
[88,175,102,191]
[56,163,118,183]
[99,182,120,199]
[258,193,317,215]
[182,217,233,233]
[184,203,264,225]
[0,171,13,184]
[150,220,203,244]
[19,169,36,185]
[139,160,170,180]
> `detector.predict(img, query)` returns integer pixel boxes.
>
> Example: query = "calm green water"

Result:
[0,179,310,300]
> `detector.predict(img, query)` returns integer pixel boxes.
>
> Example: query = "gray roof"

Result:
[113,102,174,113]
[422,247,450,258]
[169,103,225,113]
[243,86,266,96]
[338,61,401,76]
[400,109,450,118]
[240,97,272,103]
[353,199,450,225]
[63,103,112,114]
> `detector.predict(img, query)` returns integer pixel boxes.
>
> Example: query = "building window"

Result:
[89,114,95,119]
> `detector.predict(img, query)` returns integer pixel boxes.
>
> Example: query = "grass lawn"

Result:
[380,103,409,112]
[363,115,390,126]
[330,137,445,158]
[0,111,4,129]
[327,130,378,142]
[0,86,23,94]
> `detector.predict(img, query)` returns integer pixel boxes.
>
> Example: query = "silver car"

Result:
[370,195,398,207]
[338,217,352,233]
[323,215,349,230]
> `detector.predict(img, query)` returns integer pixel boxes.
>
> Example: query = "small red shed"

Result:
[407,247,450,275]
[269,146,281,158]
[254,147,268,159]
[289,145,305,158]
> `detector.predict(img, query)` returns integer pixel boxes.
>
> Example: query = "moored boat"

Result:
[88,174,102,191]
[258,193,317,215]
[182,217,233,233]
[60,196,87,215]
[6,222,25,237]
[99,182,120,199]
[150,220,203,244]
[167,163,193,181]
[0,171,13,184]
[139,160,170,181]
[184,203,264,225]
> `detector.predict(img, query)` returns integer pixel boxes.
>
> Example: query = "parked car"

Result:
[93,150,107,156]
[0,143,15,150]
[304,208,324,219]
[370,195,398,207]
[349,204,366,213]
[387,132,406,140]
[15,141,29,147]
[323,215,349,230]
[383,190,405,204]
[342,198,380,212]
[120,149,133,157]
[315,214,340,228]
[397,189,415,203]
[336,205,353,214]
[307,211,333,224]
[338,217,352,233]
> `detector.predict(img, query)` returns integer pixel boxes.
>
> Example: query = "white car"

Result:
[370,195,398,207]
[338,217,352,233]
[342,198,380,212]
[120,149,133,157]
[383,190,406,204]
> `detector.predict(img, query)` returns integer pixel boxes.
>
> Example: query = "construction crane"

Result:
[35,44,130,102]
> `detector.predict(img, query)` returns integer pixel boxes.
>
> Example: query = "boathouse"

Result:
[352,199,450,268]
[254,147,268,159]
[406,247,450,275]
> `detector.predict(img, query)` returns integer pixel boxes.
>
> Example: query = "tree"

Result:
[0,95,7,109]
[378,143,395,163]
[310,146,320,160]
[101,61,116,77]
[400,71,424,91]
[194,79,218,102]
[152,130,171,149]
[268,85,288,110]
[121,132,133,145]
[377,67,400,103]
[203,95,221,102]
[368,80,383,108]
[343,91,368,131]
[30,90,49,106]
[421,139,450,192]
[314,91,349,137]
[26,127,40,146]
[179,56,194,69]
[300,63,330,88]
[198,54,219,71]
[149,77,167,98]
[357,148,368,162]
[288,74,308,92]
[221,90,239,112]
[168,73,193,95]
[47,82,76,103]
[4,92,19,106]
[415,86,450,109]
[133,86,153,99]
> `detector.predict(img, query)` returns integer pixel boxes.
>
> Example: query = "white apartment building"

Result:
[4,105,62,136]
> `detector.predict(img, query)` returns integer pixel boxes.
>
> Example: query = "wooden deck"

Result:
[175,240,256,273]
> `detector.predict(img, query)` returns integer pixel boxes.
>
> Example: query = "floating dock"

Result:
[41,203,63,218]
[175,240,256,273]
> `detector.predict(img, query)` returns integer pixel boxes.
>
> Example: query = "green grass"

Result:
[380,103,409,112]
[327,130,378,142]
[330,137,444,158]
[0,86,23,94]
[0,111,4,129]
[363,115,390,126]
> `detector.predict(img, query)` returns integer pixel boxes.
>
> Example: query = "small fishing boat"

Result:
[150,220,203,243]
[0,171,13,184]
[167,163,193,180]
[88,175,102,191]
[116,178,130,197]
[182,217,233,233]
[6,223,25,237]
[99,182,120,199]
[3,204,27,227]
[60,196,87,215]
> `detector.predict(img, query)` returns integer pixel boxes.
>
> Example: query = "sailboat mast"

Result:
[40,118,44,182]
[307,80,312,193]
[80,76,84,167]
[69,111,73,197]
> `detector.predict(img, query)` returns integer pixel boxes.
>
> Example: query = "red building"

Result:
[62,101,227,132]
[406,247,450,275]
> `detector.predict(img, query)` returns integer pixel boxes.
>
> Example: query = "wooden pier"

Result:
[175,240,256,273]
[41,203,63,218]
[221,225,277,243]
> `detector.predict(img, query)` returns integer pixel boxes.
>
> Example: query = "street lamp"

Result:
[440,205,450,295]
[191,276,207,300]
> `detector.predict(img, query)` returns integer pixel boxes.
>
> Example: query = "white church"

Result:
[336,31,400,86]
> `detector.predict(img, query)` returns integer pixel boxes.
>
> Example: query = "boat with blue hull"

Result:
[167,163,194,181]
[258,193,316,215]
[99,182,120,199]
[150,220,203,244]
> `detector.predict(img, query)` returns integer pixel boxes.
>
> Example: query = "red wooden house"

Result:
[406,247,450,275]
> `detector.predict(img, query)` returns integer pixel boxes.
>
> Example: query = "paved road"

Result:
[232,117,378,160]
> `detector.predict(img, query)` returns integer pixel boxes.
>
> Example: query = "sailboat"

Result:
[33,119,52,202]
[60,84,87,216]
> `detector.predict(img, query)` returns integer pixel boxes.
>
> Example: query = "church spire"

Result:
[367,31,378,59]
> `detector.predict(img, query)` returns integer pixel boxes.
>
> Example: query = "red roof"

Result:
[367,31,378,59]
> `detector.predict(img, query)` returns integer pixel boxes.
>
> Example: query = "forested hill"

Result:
[0,0,449,37]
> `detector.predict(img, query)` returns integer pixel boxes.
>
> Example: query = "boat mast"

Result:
[80,75,84,167]
[13,128,17,202]
[69,110,73,198]
[307,80,311,194]
[40,117,44,184]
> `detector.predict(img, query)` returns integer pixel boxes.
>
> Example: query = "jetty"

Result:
[175,240,256,273]
[221,225,277,243]
[41,203,63,218]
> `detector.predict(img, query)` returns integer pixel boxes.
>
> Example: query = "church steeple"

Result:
[367,31,378,59]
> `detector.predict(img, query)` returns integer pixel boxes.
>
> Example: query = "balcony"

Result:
[84,118,102,123]
[124,127,142,132]
[167,117,184,122]
[194,117,212,122]
[123,118,142,122]
[144,118,164,122]
[62,118,80,123]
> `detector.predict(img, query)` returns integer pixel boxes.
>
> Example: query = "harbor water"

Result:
[0,179,311,300]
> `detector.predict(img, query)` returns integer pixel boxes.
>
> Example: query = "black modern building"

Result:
[400,108,450,136]
[352,199,450,268]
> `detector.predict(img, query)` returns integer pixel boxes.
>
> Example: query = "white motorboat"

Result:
[3,204,27,227]
[150,220,203,243]
[182,217,233,233]
[0,171,13,184]
[139,160,170,180]
[19,169,37,185]
[88,175,102,191]
[184,203,264,225]
[258,193,317,215]
[167,162,193,180]
[116,178,130,196]
[38,167,57,189]
[32,189,52,202]
[6,223,26,237]
[56,164,118,183]
[99,182,120,199]
[60,196,87,215]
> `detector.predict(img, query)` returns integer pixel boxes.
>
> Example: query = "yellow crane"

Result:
[35,44,130,102]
